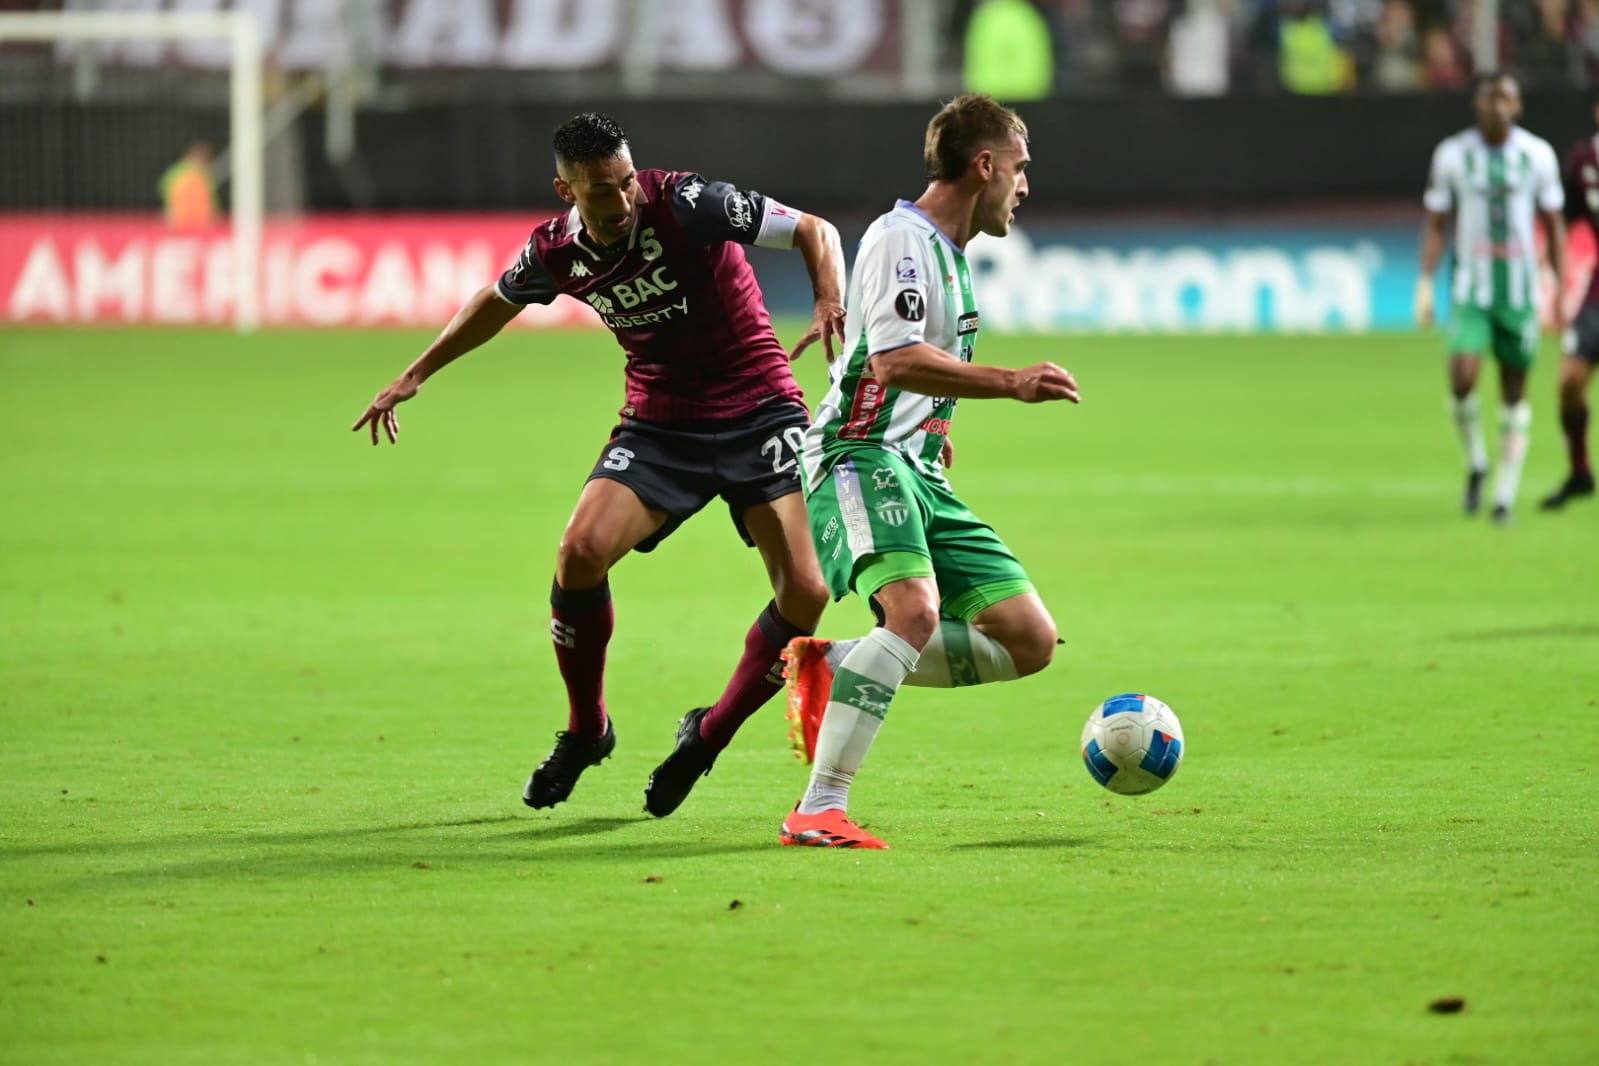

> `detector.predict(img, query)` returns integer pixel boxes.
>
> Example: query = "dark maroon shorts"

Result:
[586,399,810,552]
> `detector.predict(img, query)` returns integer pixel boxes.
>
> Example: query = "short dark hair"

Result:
[553,112,629,170]
[1473,70,1518,95]
[924,94,1028,183]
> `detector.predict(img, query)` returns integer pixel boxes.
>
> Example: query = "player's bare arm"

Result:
[351,284,523,444]
[1543,207,1569,335]
[1415,210,1449,327]
[787,213,847,363]
[867,342,1080,404]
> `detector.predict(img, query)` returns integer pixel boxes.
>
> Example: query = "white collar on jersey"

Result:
[895,198,965,255]
[1473,126,1525,151]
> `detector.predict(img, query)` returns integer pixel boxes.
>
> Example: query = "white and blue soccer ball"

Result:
[1081,693,1185,795]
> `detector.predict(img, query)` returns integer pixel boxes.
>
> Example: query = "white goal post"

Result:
[0,9,264,331]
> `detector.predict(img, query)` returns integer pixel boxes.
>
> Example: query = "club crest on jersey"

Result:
[895,257,917,282]
[874,501,911,528]
[725,191,754,231]
[570,260,591,278]
[894,289,925,321]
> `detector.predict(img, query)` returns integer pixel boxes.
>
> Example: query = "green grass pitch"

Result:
[1,324,1595,1065]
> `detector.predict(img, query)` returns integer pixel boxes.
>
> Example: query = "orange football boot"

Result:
[780,805,890,849]
[780,637,834,764]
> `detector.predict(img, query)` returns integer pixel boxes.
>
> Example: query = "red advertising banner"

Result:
[0,214,600,329]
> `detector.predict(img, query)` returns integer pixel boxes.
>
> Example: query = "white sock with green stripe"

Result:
[797,628,919,816]
[1452,394,1489,472]
[901,619,1017,687]
[823,620,1017,688]
[1494,401,1532,509]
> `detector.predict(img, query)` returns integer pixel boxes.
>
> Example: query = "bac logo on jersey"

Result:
[894,289,925,321]
[957,311,979,335]
[570,260,591,278]
[895,257,917,282]
[586,267,679,318]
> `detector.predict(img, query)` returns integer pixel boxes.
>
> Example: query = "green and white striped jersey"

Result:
[801,200,979,491]
[1423,126,1563,312]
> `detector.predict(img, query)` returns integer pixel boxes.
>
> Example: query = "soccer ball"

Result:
[1080,693,1185,795]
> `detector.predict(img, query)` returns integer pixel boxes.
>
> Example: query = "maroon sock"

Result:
[550,578,613,737]
[700,601,812,751]
[1563,404,1591,475]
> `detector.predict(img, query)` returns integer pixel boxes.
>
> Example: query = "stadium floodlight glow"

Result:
[0,9,264,332]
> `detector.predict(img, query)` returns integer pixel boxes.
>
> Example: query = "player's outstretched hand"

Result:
[351,375,420,445]
[1012,362,1080,404]
[1414,278,1435,328]
[789,300,847,363]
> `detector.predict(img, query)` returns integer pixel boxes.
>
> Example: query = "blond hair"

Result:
[923,94,1028,183]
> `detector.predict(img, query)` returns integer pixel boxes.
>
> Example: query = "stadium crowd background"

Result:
[950,0,1599,96]
[4,0,1598,333]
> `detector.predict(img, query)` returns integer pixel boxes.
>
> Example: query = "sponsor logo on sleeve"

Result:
[957,311,979,334]
[725,191,754,231]
[895,256,917,282]
[894,289,925,321]
[682,179,704,206]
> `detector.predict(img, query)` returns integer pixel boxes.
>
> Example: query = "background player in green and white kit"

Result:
[776,95,1080,850]
[1416,72,1567,524]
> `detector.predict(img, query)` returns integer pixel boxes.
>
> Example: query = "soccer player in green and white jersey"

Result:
[776,95,1080,850]
[1416,72,1567,524]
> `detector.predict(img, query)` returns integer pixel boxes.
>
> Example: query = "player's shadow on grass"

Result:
[948,835,1094,851]
[500,818,774,859]
[508,816,638,842]
[1446,623,1599,641]
[0,814,527,861]
[32,814,772,890]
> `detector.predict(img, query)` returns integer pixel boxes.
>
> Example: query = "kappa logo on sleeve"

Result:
[894,289,925,321]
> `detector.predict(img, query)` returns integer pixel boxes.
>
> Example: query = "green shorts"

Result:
[805,447,1033,621]
[1448,305,1539,369]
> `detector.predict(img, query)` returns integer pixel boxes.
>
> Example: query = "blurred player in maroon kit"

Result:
[1544,100,1599,510]
[353,113,846,816]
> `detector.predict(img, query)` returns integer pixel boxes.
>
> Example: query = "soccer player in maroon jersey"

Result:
[1543,100,1599,510]
[352,113,846,817]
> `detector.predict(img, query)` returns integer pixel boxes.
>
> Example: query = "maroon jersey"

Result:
[497,169,805,424]
[1564,136,1599,307]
